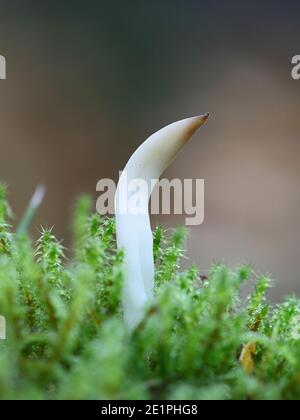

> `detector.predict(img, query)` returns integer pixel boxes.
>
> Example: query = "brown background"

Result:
[0,1,300,299]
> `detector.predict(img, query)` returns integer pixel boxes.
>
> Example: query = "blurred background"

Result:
[0,0,299,299]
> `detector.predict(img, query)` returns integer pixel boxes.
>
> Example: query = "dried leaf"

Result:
[240,342,256,374]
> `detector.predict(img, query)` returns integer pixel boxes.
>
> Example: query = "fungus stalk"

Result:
[115,114,209,329]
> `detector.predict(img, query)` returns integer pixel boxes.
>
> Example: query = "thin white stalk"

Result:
[16,185,46,236]
[115,114,209,329]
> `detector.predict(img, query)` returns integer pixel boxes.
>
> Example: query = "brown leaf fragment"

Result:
[239,342,256,375]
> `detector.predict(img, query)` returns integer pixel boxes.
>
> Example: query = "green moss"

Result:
[0,188,300,400]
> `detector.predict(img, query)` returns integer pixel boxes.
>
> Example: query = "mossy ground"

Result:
[1,184,300,400]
